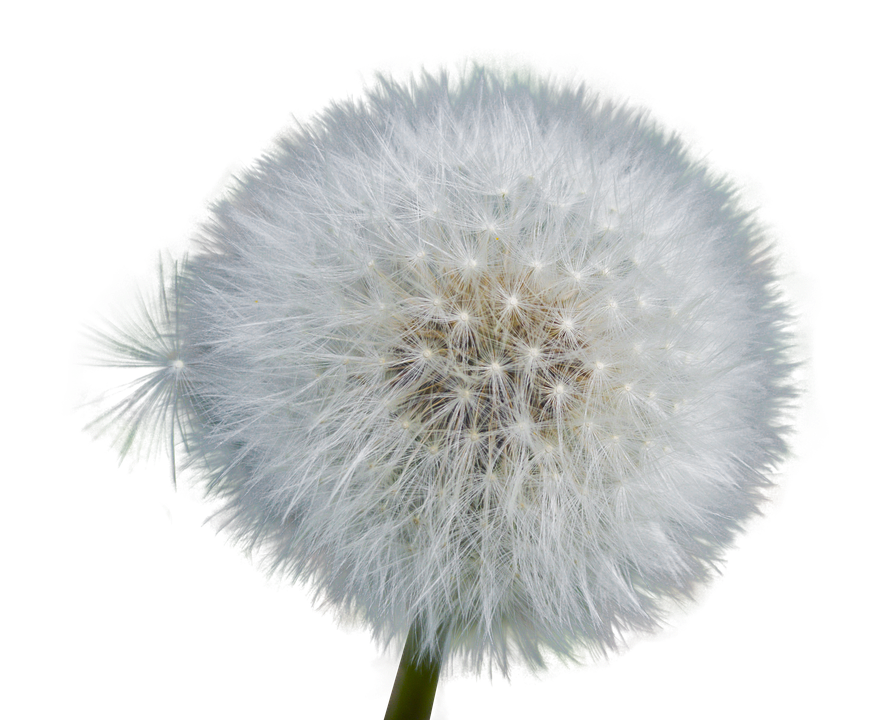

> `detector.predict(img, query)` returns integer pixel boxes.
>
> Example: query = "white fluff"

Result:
[93,68,796,676]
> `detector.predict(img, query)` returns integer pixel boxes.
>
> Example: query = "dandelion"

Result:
[90,67,796,719]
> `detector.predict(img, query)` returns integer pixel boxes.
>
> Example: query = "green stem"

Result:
[383,621,447,720]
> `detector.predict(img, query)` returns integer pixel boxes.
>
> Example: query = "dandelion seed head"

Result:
[91,67,796,676]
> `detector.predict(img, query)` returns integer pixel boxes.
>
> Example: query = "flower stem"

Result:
[383,621,447,720]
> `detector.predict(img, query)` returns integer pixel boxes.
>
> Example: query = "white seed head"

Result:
[90,68,796,676]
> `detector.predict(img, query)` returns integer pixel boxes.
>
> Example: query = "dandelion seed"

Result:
[88,66,797,715]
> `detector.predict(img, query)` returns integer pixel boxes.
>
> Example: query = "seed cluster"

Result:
[145,69,796,674]
[338,216,693,511]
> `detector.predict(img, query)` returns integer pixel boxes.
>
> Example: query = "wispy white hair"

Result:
[92,67,796,676]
